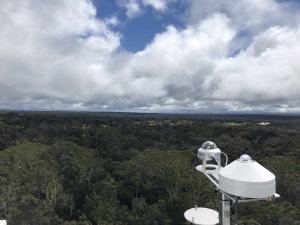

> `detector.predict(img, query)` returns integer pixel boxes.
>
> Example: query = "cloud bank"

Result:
[1,0,300,112]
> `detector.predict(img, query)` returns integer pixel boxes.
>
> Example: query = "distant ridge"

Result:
[1,110,300,122]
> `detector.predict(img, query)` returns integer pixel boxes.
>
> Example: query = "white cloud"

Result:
[143,0,175,11]
[119,0,141,18]
[128,14,235,100]
[1,0,300,112]
[0,0,121,108]
[121,11,300,112]
[104,16,119,27]
[209,26,300,103]
[185,0,300,29]
[118,0,176,19]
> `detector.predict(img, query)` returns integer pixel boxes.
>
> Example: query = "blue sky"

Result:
[93,0,186,52]
[1,0,300,113]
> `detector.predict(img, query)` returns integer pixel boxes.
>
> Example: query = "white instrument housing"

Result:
[219,155,276,198]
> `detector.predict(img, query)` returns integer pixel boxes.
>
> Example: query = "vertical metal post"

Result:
[220,193,230,225]
[234,199,238,225]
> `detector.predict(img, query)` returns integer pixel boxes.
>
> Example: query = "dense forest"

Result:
[0,111,299,225]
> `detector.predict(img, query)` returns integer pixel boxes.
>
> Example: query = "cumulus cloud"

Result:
[180,0,300,112]
[129,14,235,100]
[143,0,175,11]
[118,0,141,18]
[1,0,300,112]
[185,0,300,30]
[118,0,176,18]
[0,0,121,108]
[209,26,300,102]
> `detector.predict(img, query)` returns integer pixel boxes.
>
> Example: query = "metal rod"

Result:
[221,193,231,225]
[220,190,236,203]
[201,170,220,189]
[234,199,238,225]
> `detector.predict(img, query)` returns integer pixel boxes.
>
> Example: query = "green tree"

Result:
[115,149,216,225]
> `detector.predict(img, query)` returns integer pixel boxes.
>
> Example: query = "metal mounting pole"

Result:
[221,193,230,225]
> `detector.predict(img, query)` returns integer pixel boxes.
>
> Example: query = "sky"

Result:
[1,0,300,113]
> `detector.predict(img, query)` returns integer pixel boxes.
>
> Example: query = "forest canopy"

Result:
[0,111,299,225]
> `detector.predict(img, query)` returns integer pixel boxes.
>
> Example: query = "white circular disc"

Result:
[184,207,219,225]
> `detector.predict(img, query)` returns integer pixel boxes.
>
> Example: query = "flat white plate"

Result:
[0,220,6,225]
[184,207,219,225]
